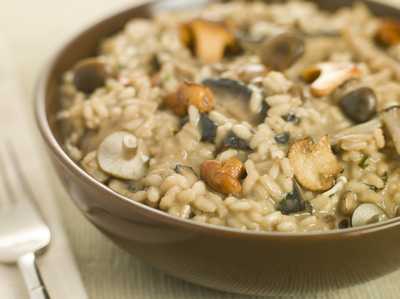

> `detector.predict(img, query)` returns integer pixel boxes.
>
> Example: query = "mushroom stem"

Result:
[381,106,400,154]
[302,63,360,97]
[330,118,382,145]
[322,176,348,197]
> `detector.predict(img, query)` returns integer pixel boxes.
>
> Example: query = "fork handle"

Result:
[17,253,49,299]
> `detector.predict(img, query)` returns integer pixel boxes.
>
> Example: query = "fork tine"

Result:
[0,145,16,205]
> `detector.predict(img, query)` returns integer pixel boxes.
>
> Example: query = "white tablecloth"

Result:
[1,0,400,298]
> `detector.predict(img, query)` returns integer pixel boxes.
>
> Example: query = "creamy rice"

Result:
[58,1,400,232]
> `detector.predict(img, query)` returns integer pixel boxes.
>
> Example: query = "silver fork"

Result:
[0,142,51,299]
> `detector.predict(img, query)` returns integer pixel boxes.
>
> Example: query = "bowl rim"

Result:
[34,0,400,240]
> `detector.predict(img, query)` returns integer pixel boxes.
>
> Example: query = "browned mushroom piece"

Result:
[200,157,245,195]
[288,136,343,192]
[73,58,108,94]
[164,82,215,116]
[259,32,305,71]
[302,63,361,97]
[180,19,236,64]
[375,19,400,47]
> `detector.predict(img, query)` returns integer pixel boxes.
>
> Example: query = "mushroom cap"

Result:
[352,203,387,227]
[259,32,305,71]
[73,58,107,94]
[288,136,343,192]
[97,131,148,180]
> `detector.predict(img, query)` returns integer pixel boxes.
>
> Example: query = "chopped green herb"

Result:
[366,184,380,192]
[382,172,388,184]
[162,74,173,82]
[358,155,369,168]
[274,132,290,144]
[364,172,388,192]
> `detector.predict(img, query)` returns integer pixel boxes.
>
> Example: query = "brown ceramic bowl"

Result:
[35,0,400,296]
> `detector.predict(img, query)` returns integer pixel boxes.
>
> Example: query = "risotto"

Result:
[58,1,400,232]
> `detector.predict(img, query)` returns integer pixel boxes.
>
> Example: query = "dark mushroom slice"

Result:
[256,101,270,124]
[259,32,305,71]
[339,87,377,124]
[73,58,108,94]
[274,132,290,145]
[374,19,400,48]
[381,105,400,154]
[203,78,264,124]
[203,78,252,101]
[282,113,300,124]
[199,114,217,143]
[221,131,251,151]
[277,180,308,215]
[338,218,351,229]
[179,115,189,128]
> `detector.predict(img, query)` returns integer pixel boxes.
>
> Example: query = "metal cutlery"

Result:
[0,142,51,299]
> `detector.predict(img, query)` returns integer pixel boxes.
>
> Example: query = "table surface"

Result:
[1,0,400,298]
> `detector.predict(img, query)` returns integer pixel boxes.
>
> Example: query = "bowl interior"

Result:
[37,0,400,238]
[43,0,400,150]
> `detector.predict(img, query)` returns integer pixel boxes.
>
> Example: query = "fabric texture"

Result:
[1,0,400,298]
[0,36,88,299]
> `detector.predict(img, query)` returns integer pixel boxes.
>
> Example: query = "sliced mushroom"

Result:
[351,203,387,227]
[203,78,261,124]
[375,19,400,47]
[257,101,270,124]
[302,63,361,97]
[200,157,245,195]
[180,19,236,64]
[221,131,251,151]
[259,32,305,71]
[338,218,350,229]
[381,105,400,154]
[73,58,107,94]
[97,131,148,180]
[199,114,217,143]
[164,82,215,116]
[339,87,377,124]
[288,136,343,192]
[277,180,308,215]
[282,113,300,124]
[274,132,290,145]
[203,78,252,100]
